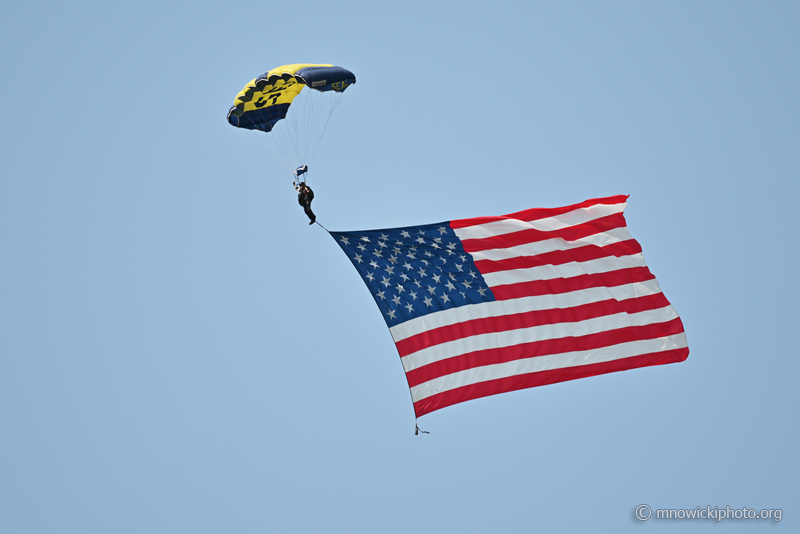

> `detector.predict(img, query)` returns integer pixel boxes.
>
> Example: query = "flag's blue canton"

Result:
[331,222,496,328]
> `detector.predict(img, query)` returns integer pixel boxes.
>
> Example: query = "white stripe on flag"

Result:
[482,253,647,287]
[464,228,635,262]
[401,305,680,371]
[389,279,665,342]
[453,202,627,240]
[409,333,688,402]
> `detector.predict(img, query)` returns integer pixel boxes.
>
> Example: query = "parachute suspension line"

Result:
[261,93,302,174]
[252,86,326,177]
[229,66,355,182]
[415,424,430,436]
[273,107,294,166]
[312,88,332,153]
[279,87,307,169]
[248,98,302,178]
[308,91,348,166]
[302,87,318,165]
[305,89,320,164]
[306,91,319,163]
[275,119,297,171]
[284,87,304,166]
[297,89,318,166]
[297,89,316,175]
[298,88,319,166]
[260,86,348,175]
[307,90,328,164]
[241,130,294,175]
[247,104,295,176]
[270,101,295,169]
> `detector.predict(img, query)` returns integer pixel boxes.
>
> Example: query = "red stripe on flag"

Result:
[405,318,686,388]
[412,347,689,417]
[474,239,643,274]
[396,292,672,357]
[460,213,628,252]
[449,195,630,229]
[490,266,656,300]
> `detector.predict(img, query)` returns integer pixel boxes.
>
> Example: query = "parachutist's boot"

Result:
[305,206,316,225]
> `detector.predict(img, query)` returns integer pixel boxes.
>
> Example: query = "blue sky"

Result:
[2,1,798,532]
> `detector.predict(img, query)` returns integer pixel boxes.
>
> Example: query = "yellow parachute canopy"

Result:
[227,63,356,178]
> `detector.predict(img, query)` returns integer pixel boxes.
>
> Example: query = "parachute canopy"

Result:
[226,63,356,178]
[227,64,356,132]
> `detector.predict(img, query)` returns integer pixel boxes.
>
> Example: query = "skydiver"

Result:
[294,181,316,225]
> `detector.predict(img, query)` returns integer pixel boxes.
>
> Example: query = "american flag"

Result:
[331,195,688,418]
